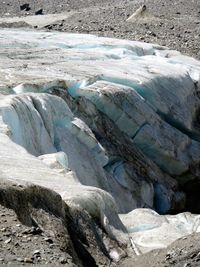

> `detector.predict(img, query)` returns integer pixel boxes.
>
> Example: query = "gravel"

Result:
[0,204,73,266]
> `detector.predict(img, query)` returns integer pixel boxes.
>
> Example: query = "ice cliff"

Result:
[0,29,200,263]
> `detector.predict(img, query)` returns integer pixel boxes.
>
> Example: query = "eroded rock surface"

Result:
[0,29,200,265]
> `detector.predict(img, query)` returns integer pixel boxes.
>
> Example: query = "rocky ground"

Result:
[0,204,74,266]
[0,180,119,267]
[122,233,200,267]
[0,0,200,266]
[2,204,200,267]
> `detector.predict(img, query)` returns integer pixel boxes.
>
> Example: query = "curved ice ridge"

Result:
[0,94,108,167]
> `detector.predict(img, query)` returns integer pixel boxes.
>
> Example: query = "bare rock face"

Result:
[0,29,200,265]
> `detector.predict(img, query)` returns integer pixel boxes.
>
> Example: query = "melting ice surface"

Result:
[0,29,200,255]
[120,209,200,253]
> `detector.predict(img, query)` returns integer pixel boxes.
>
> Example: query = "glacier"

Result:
[0,29,200,262]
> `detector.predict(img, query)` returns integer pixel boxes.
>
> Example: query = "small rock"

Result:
[59,256,68,264]
[169,260,177,264]
[20,3,31,11]
[16,258,24,262]
[16,233,22,237]
[44,237,53,244]
[46,25,53,30]
[165,253,171,260]
[23,227,42,235]
[190,253,197,259]
[35,9,43,15]
[24,258,33,263]
[4,238,11,244]
[147,30,155,36]
[1,227,6,232]
[33,250,41,255]
[150,31,156,37]
[5,232,11,237]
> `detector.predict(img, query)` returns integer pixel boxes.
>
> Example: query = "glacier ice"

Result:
[0,29,200,255]
[1,29,200,205]
[120,208,200,253]
[38,151,69,171]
